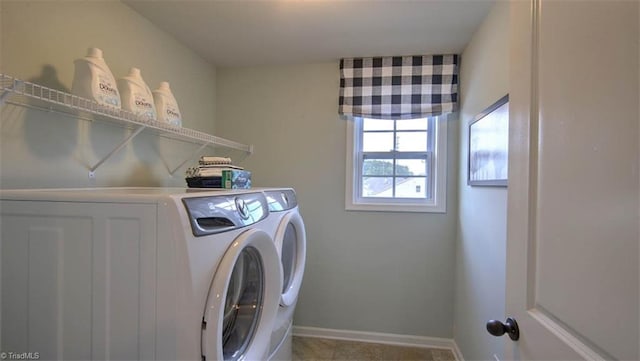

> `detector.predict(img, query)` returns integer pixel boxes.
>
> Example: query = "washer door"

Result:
[202,229,281,361]
[274,210,307,307]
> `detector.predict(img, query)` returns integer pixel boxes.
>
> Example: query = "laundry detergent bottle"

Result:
[71,47,121,108]
[153,82,182,127]
[117,67,157,121]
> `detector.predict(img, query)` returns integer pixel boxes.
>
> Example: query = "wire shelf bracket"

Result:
[88,125,146,178]
[168,142,209,176]
[0,79,21,106]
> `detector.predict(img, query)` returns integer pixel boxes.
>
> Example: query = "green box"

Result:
[222,170,251,189]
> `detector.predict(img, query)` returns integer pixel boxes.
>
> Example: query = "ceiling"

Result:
[124,0,494,68]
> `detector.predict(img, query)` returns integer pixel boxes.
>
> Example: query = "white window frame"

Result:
[345,115,447,213]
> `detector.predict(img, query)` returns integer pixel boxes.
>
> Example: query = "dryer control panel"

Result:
[264,189,297,212]
[182,192,268,236]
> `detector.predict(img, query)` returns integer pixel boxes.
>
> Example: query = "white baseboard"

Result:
[292,325,463,359]
[451,340,465,361]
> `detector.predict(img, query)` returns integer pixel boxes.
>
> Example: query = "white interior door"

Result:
[503,0,639,360]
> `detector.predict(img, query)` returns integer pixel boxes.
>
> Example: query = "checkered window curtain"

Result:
[339,55,458,119]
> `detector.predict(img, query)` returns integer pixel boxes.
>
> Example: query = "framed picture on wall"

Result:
[468,94,509,186]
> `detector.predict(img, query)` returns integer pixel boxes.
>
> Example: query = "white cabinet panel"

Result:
[1,201,157,360]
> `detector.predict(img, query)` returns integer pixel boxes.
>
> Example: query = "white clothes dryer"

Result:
[262,189,307,361]
[0,187,282,361]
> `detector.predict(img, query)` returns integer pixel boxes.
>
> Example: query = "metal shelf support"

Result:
[168,143,209,176]
[0,79,20,106]
[88,125,146,177]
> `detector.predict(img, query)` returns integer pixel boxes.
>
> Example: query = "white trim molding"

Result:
[451,341,466,361]
[529,309,606,361]
[345,116,448,213]
[292,326,463,360]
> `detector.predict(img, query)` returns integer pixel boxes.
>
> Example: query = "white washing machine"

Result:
[262,189,307,361]
[0,187,282,361]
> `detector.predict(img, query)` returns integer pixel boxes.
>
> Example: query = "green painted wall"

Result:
[454,2,509,360]
[1,1,217,188]
[216,63,459,337]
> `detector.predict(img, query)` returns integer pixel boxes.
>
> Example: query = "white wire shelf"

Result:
[0,73,253,177]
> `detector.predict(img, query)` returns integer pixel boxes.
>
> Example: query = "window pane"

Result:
[362,177,393,197]
[395,132,427,151]
[363,132,394,151]
[396,118,429,131]
[396,159,427,176]
[395,177,427,198]
[363,118,394,131]
[363,159,394,176]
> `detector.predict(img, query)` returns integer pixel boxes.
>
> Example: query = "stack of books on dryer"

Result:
[185,156,251,189]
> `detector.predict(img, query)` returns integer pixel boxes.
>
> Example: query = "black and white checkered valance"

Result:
[339,55,458,119]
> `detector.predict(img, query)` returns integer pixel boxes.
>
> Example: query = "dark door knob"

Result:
[486,317,520,341]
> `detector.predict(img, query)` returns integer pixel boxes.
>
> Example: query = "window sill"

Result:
[345,201,446,213]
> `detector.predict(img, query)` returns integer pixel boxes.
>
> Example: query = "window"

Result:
[346,116,447,213]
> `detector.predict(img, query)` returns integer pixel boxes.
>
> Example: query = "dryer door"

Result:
[275,210,307,306]
[202,229,281,361]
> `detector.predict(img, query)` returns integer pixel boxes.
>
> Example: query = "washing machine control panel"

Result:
[182,192,269,236]
[264,189,297,212]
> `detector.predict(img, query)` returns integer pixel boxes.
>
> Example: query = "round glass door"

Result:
[222,246,263,360]
[280,223,297,294]
[202,229,281,361]
[275,211,307,306]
